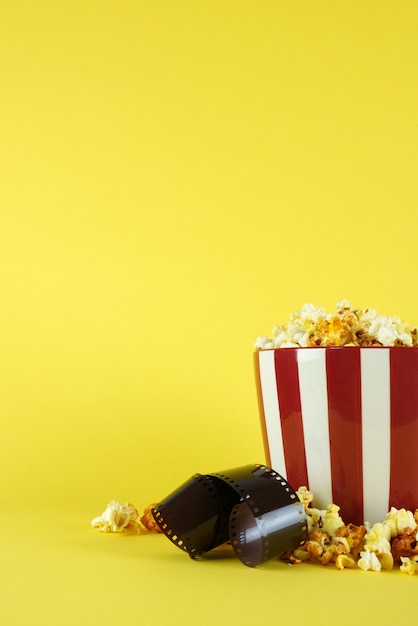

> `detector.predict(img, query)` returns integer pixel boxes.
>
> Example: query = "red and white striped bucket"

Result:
[254,347,418,525]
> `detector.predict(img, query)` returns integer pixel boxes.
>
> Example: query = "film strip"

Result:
[152,463,307,567]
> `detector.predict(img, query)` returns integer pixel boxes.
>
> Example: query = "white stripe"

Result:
[258,350,286,477]
[297,349,332,508]
[361,349,391,525]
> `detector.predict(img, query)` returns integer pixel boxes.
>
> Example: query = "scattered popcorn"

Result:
[91,500,140,533]
[400,556,418,575]
[91,492,417,576]
[322,504,346,537]
[384,507,417,538]
[287,486,367,570]
[391,526,418,565]
[358,550,382,572]
[284,488,418,575]
[296,487,345,536]
[140,503,162,533]
[255,301,418,349]
[335,554,357,570]
[360,522,393,570]
[296,486,314,510]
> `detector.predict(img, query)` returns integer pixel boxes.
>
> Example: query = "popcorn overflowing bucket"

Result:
[254,346,418,525]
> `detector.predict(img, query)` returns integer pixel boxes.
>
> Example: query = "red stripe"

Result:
[389,348,418,511]
[326,348,363,525]
[274,349,308,489]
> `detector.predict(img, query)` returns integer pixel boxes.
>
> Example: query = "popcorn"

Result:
[140,503,162,533]
[391,527,418,565]
[335,523,367,557]
[290,486,367,570]
[384,507,417,538]
[91,500,140,533]
[296,487,345,536]
[358,550,382,572]
[360,522,394,570]
[91,500,164,535]
[321,504,345,537]
[255,301,418,349]
[400,556,418,575]
[285,488,418,575]
[335,554,357,570]
[296,486,314,510]
[92,493,417,576]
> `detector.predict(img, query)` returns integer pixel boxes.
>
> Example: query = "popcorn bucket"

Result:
[254,347,418,525]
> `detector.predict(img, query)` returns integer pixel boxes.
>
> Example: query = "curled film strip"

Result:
[152,463,307,567]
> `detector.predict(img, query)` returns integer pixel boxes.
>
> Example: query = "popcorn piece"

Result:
[303,502,345,536]
[321,504,345,537]
[358,550,382,572]
[254,336,273,350]
[384,507,417,538]
[368,316,413,347]
[335,523,367,560]
[361,523,394,570]
[254,301,418,349]
[291,548,310,563]
[298,531,330,562]
[400,556,418,576]
[140,503,162,533]
[335,523,367,550]
[296,486,314,510]
[294,528,347,567]
[304,507,321,533]
[391,527,418,564]
[91,500,140,533]
[333,536,351,554]
[335,554,357,570]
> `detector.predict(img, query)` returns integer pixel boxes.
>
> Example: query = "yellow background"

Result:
[1,1,417,624]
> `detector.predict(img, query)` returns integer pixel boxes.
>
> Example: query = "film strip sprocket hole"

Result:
[152,473,237,557]
[152,464,308,567]
[152,509,188,554]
